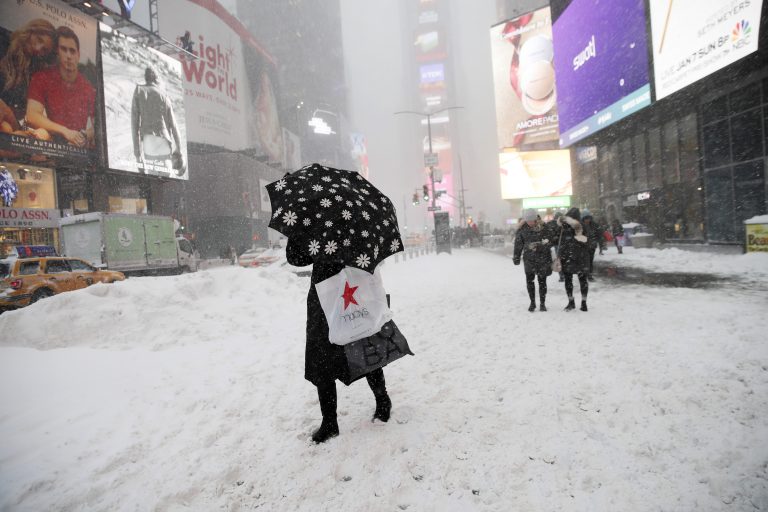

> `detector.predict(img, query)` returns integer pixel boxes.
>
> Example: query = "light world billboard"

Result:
[499,149,572,200]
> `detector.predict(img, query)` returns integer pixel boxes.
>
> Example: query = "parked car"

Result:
[0,256,125,311]
[622,222,655,248]
[238,247,269,268]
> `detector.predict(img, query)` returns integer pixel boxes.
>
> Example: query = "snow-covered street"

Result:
[1,249,767,511]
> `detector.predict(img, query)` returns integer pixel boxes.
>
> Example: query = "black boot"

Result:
[539,300,547,311]
[313,380,339,443]
[528,301,536,312]
[565,297,576,311]
[311,418,339,443]
[367,369,392,422]
[587,274,595,282]
[580,300,588,312]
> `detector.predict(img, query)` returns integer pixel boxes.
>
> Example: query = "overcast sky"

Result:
[340,0,511,233]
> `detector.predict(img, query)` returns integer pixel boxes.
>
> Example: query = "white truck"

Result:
[60,213,199,275]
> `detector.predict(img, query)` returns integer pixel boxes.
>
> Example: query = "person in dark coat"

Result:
[581,210,605,281]
[611,219,625,254]
[288,240,392,444]
[513,209,552,311]
[557,207,590,311]
[545,211,565,282]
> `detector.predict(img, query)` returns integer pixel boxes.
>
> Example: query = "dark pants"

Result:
[525,271,547,304]
[564,272,588,299]
[316,368,387,420]
[614,237,623,253]
[587,247,596,276]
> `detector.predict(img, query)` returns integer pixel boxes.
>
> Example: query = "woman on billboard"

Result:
[0,18,57,135]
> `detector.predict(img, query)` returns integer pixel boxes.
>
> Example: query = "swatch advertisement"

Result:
[101,25,189,179]
[650,0,764,100]
[490,7,559,149]
[0,0,98,163]
[499,149,572,200]
[552,0,652,147]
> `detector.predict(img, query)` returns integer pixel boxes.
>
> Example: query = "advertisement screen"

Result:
[157,0,254,151]
[499,149,572,200]
[414,30,447,62]
[650,0,763,100]
[0,1,98,163]
[552,0,652,147]
[490,7,559,149]
[101,25,188,179]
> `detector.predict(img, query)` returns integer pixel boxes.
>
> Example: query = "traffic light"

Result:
[412,192,420,205]
[422,184,430,201]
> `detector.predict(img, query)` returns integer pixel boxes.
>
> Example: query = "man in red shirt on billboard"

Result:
[25,26,95,148]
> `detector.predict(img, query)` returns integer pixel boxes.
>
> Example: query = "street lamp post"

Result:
[394,106,463,211]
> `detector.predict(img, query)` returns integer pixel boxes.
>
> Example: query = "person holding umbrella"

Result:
[267,164,406,443]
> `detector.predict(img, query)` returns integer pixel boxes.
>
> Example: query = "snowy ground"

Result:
[1,249,767,511]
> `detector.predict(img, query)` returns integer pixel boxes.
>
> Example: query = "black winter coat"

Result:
[582,218,604,251]
[513,222,553,276]
[558,211,589,274]
[305,261,347,385]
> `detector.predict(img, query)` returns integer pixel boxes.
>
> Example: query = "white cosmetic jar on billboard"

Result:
[519,35,554,69]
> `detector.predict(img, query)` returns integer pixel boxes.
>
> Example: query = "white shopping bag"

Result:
[315,265,393,345]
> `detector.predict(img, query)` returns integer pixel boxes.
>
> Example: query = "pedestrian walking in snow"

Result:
[513,209,552,312]
[557,207,590,311]
[295,249,392,444]
[611,219,625,254]
[266,164,407,444]
[581,210,605,281]
[545,211,565,282]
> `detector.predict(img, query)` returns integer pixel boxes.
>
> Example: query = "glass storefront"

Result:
[0,164,60,258]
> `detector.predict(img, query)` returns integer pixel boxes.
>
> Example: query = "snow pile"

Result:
[1,250,767,511]
[744,215,768,225]
[599,246,768,280]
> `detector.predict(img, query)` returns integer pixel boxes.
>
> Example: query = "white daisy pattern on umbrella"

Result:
[361,211,370,220]
[321,176,332,182]
[308,240,320,255]
[379,236,385,244]
[334,195,342,202]
[303,218,311,226]
[274,179,287,191]
[373,245,379,258]
[361,230,369,238]
[272,206,283,219]
[383,220,390,227]
[343,238,351,246]
[324,240,338,254]
[341,210,352,220]
[346,200,353,207]
[356,253,371,268]
[320,198,332,208]
[282,211,297,226]
[390,239,400,252]
[312,184,324,192]
[325,220,333,227]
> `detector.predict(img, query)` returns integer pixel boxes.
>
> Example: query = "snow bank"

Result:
[1,250,767,511]
[599,246,768,280]
[744,215,768,225]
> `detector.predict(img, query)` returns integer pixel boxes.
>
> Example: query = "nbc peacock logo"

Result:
[732,20,751,43]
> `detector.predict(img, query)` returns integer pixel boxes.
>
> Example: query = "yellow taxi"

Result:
[0,256,125,311]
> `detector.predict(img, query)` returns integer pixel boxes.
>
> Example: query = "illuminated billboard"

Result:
[552,0,652,147]
[650,0,764,100]
[0,0,98,163]
[499,149,572,200]
[101,25,189,179]
[490,7,559,148]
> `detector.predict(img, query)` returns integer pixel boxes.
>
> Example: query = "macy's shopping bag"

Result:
[315,266,393,345]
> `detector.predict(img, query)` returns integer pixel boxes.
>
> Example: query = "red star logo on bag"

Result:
[341,281,359,310]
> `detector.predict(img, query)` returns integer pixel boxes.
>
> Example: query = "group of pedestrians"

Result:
[513,207,612,312]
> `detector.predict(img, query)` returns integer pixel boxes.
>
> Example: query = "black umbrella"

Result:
[266,163,404,272]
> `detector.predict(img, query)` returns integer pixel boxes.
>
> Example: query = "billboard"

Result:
[100,26,189,179]
[157,0,255,151]
[0,0,98,162]
[650,0,764,100]
[552,0,652,147]
[490,7,559,148]
[499,149,572,200]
